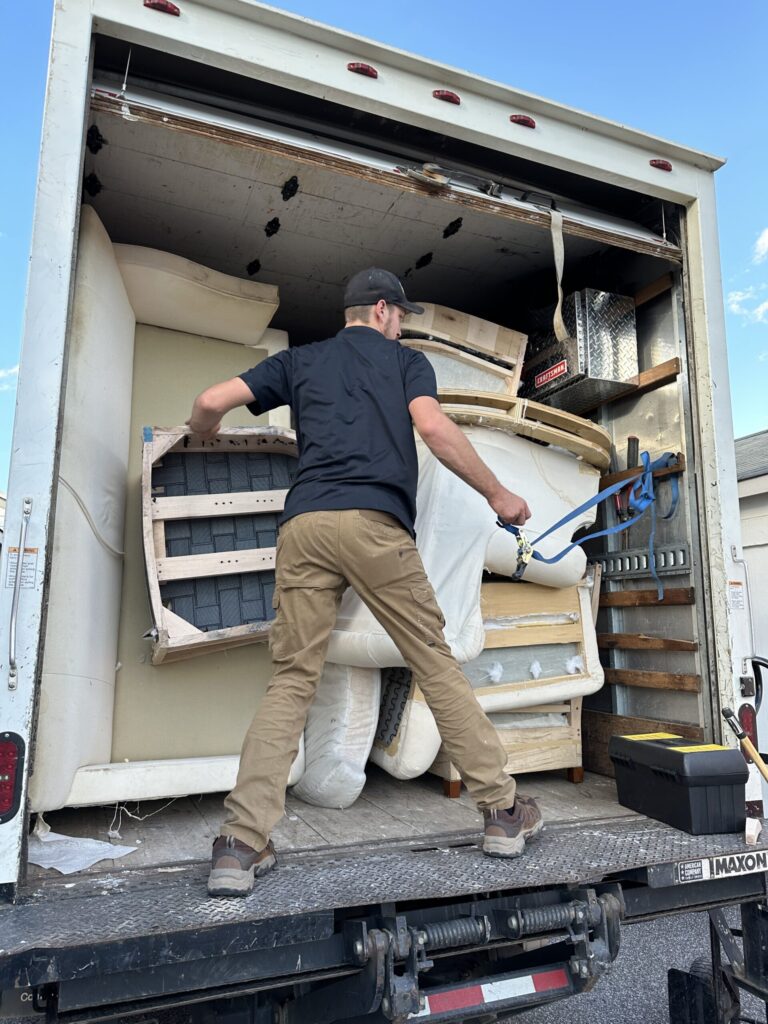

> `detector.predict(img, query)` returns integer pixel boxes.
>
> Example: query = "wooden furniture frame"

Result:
[430,568,602,797]
[142,426,297,664]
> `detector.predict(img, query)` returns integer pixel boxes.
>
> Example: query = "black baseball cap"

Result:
[343,267,424,315]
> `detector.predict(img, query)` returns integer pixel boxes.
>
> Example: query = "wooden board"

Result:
[156,547,276,582]
[597,633,698,652]
[151,490,287,521]
[437,388,611,451]
[402,303,527,371]
[579,357,681,415]
[603,668,701,693]
[634,273,674,308]
[431,698,582,781]
[441,405,610,470]
[599,587,695,608]
[599,453,685,491]
[484,622,582,649]
[482,582,580,620]
[583,710,704,777]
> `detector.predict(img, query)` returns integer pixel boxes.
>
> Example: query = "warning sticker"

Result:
[729,580,745,611]
[4,547,38,589]
[535,360,568,389]
[675,849,768,885]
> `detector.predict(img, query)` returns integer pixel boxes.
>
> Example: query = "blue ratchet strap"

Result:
[498,451,680,599]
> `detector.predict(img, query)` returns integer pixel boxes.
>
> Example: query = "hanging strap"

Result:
[497,451,680,598]
[550,208,570,343]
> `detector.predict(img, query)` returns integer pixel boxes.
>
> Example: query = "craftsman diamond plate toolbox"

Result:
[519,289,638,413]
[609,733,749,835]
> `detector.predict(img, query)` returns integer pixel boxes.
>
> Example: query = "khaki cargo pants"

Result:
[221,509,516,850]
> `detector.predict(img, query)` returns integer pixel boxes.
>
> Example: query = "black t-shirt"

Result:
[239,326,438,535]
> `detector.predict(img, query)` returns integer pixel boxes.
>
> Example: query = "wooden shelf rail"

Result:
[599,452,685,491]
[599,587,694,608]
[603,668,701,693]
[580,357,681,415]
[597,633,698,652]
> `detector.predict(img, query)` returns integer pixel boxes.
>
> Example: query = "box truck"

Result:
[1,2,767,1021]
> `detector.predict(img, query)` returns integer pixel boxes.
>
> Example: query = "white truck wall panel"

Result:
[31,212,306,810]
[29,207,136,812]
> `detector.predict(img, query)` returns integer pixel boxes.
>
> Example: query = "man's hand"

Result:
[489,487,531,527]
[185,377,256,441]
[185,415,221,442]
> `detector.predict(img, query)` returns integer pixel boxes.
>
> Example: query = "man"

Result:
[187,268,543,898]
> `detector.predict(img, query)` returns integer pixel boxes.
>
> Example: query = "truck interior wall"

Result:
[589,282,703,729]
[111,324,274,762]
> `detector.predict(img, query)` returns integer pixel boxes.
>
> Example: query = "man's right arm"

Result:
[187,377,256,441]
[409,396,531,526]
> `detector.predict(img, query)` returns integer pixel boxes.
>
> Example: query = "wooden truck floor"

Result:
[27,767,629,880]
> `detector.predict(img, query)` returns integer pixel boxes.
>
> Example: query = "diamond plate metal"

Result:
[4,818,768,987]
[520,290,637,413]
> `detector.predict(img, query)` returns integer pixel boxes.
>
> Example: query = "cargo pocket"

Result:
[410,583,446,646]
[268,590,294,661]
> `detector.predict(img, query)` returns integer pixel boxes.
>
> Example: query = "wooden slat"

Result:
[152,520,166,560]
[152,490,287,521]
[582,710,704,777]
[600,587,694,608]
[482,582,580,620]
[437,389,611,451]
[442,405,610,471]
[156,547,276,582]
[599,453,685,491]
[603,668,701,692]
[634,273,674,308]
[484,623,582,649]
[579,357,681,415]
[597,633,698,652]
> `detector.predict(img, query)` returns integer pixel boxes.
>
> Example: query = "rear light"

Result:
[510,114,536,129]
[433,89,461,105]
[650,158,673,172]
[347,62,378,79]
[738,703,759,762]
[0,733,24,823]
[144,0,181,14]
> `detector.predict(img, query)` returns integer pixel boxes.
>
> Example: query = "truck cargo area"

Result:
[3,7,767,1023]
[25,41,709,849]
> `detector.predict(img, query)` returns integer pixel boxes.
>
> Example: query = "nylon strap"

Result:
[550,209,569,344]
[497,451,681,599]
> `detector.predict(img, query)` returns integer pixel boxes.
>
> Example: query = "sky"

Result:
[1,1,767,493]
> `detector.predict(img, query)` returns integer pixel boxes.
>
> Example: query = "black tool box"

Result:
[609,733,749,835]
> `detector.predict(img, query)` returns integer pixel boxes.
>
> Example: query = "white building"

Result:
[736,431,768,664]
[0,492,5,548]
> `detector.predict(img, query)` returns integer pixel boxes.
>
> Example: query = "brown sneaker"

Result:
[482,795,544,858]
[207,835,277,897]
